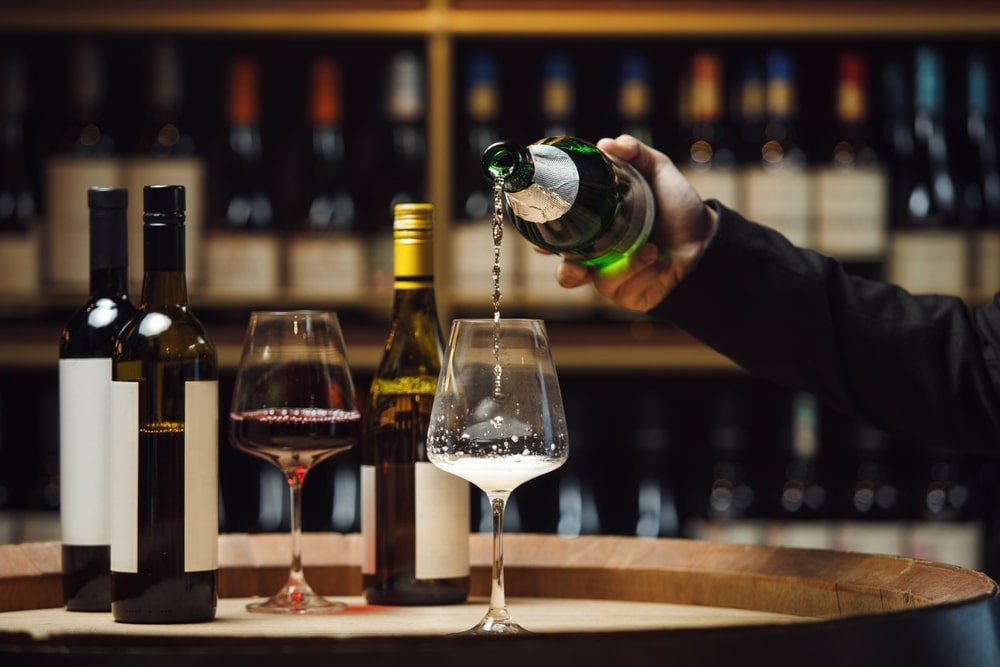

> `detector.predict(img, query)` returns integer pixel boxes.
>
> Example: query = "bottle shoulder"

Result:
[60,296,137,358]
[115,305,217,365]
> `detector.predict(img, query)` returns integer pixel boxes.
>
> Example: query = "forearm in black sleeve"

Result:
[652,201,1000,453]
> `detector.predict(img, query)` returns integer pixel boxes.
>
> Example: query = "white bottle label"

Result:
[59,358,112,546]
[813,165,888,259]
[415,461,470,578]
[110,380,139,573]
[741,166,813,248]
[185,380,219,572]
[110,379,218,573]
[360,463,375,576]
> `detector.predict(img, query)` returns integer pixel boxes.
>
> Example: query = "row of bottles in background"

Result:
[4,37,1000,308]
[0,37,427,303]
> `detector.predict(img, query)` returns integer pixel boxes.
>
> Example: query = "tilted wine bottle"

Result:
[362,202,470,605]
[110,184,218,623]
[59,186,137,611]
[482,136,654,273]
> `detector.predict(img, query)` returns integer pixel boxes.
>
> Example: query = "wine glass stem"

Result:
[286,471,307,590]
[487,492,511,623]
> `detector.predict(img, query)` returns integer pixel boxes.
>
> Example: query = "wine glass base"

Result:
[246,588,347,615]
[457,617,532,635]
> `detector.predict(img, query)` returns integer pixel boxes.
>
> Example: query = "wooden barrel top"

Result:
[1,533,998,666]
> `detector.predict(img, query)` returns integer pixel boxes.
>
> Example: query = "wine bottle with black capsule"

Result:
[361,202,470,606]
[110,184,218,624]
[59,186,137,612]
[483,135,655,274]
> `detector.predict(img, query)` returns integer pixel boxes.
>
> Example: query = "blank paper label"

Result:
[110,380,139,573]
[185,380,218,572]
[59,358,113,546]
[415,462,470,579]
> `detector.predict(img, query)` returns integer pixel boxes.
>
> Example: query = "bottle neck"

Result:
[141,219,188,307]
[89,206,129,299]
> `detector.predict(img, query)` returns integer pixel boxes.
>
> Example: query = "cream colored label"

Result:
[360,463,375,575]
[286,233,366,298]
[203,230,281,296]
[0,228,40,294]
[185,380,218,572]
[682,168,741,211]
[414,461,470,578]
[813,165,888,259]
[44,156,124,288]
[889,230,966,294]
[973,229,1000,292]
[125,156,206,288]
[110,380,139,572]
[741,166,812,248]
[59,358,112,546]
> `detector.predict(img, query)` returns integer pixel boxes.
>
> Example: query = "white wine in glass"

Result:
[427,318,569,633]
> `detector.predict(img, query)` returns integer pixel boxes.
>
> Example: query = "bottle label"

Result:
[510,144,577,223]
[414,461,470,578]
[360,463,375,575]
[59,358,112,546]
[110,380,219,573]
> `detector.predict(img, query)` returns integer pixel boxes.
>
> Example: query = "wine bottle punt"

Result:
[110,184,219,624]
[482,136,655,273]
[59,186,137,612]
[361,202,470,605]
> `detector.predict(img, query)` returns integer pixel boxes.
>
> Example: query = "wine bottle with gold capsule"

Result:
[361,202,470,605]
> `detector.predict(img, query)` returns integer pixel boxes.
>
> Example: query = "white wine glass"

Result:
[229,311,361,614]
[427,318,569,633]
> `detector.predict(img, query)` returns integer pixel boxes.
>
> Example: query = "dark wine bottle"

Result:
[126,39,206,291]
[59,186,137,612]
[740,49,811,248]
[482,135,655,273]
[45,39,122,290]
[813,50,888,270]
[0,52,40,295]
[110,184,218,624]
[286,56,364,300]
[362,203,470,606]
[677,49,739,207]
[452,51,504,306]
[889,45,964,295]
[204,56,278,297]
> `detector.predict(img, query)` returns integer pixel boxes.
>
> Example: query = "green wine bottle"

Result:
[361,203,470,605]
[482,136,654,273]
[110,184,219,624]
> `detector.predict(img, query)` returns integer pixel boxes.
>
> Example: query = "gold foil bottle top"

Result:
[393,202,434,232]
[393,203,433,286]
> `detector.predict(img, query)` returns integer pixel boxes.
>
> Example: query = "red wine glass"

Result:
[229,310,360,614]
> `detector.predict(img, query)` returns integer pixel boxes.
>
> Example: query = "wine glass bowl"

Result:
[427,318,568,633]
[229,310,361,614]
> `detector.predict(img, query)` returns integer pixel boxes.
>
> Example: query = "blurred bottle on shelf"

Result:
[631,390,680,539]
[451,51,509,307]
[766,393,833,550]
[958,52,1000,298]
[286,56,364,300]
[908,446,984,570]
[686,389,764,545]
[677,49,740,211]
[519,52,593,306]
[741,49,812,248]
[44,39,123,291]
[835,420,907,557]
[616,50,654,148]
[813,50,888,269]
[126,40,206,292]
[372,50,428,303]
[554,385,600,536]
[888,45,964,295]
[204,56,279,298]
[0,52,40,296]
